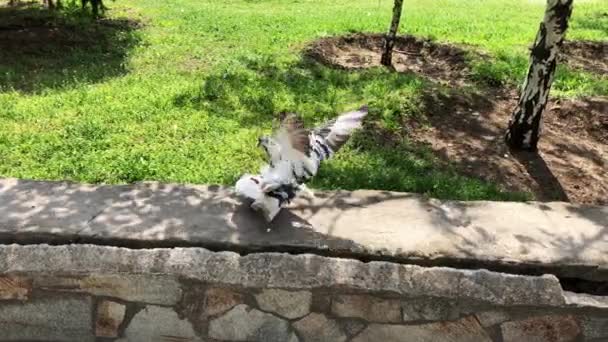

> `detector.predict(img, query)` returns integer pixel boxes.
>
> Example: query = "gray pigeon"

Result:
[235,106,368,221]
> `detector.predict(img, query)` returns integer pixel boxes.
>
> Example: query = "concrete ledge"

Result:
[0,178,606,281]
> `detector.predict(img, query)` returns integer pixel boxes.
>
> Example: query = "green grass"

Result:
[0,0,606,201]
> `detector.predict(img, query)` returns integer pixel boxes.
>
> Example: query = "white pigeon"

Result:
[235,105,368,221]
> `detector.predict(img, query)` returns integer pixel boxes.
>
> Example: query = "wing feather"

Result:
[314,105,368,152]
[276,112,310,156]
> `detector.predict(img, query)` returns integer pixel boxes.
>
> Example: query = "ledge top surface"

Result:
[0,178,606,280]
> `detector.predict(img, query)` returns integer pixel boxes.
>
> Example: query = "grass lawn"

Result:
[0,0,606,200]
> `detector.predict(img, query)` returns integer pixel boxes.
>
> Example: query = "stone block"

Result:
[204,287,244,316]
[332,294,400,323]
[0,275,31,300]
[339,319,367,338]
[457,271,564,306]
[501,315,581,342]
[352,316,492,342]
[36,274,181,305]
[208,304,290,342]
[118,305,200,341]
[581,317,608,339]
[95,299,126,338]
[406,266,463,299]
[80,274,181,306]
[255,289,312,319]
[475,310,510,327]
[311,292,331,312]
[402,298,459,321]
[0,296,93,341]
[293,313,347,342]
[564,291,608,309]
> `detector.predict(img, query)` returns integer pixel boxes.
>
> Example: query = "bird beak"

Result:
[257,138,262,146]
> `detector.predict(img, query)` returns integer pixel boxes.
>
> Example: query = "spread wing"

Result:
[265,112,315,185]
[314,105,368,152]
[277,112,310,156]
[274,112,310,158]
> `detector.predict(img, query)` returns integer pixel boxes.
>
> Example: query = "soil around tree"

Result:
[560,40,608,75]
[306,33,471,86]
[307,33,608,205]
[413,90,607,205]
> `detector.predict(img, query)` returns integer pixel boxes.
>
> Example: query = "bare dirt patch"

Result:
[306,33,471,86]
[561,40,608,75]
[306,33,607,205]
[410,91,607,205]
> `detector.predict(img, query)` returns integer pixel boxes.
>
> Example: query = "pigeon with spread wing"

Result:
[235,106,368,221]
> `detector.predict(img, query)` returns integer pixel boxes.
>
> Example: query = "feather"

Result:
[314,105,368,152]
[260,161,296,191]
[271,112,317,180]
[235,174,264,201]
[277,112,310,156]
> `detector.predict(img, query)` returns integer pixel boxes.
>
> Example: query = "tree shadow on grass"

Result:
[172,54,422,129]
[0,2,141,93]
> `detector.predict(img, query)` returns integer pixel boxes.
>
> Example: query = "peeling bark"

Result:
[505,0,573,151]
[381,0,404,67]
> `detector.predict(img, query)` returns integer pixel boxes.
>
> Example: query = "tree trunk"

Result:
[381,0,404,67]
[92,0,100,17]
[43,0,55,9]
[505,0,573,151]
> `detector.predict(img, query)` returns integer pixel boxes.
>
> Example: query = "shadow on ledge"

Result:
[0,178,370,255]
[0,178,606,287]
[0,3,141,93]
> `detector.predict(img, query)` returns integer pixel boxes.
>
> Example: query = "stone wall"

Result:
[0,244,606,342]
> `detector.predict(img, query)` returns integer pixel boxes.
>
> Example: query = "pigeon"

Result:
[235,105,368,221]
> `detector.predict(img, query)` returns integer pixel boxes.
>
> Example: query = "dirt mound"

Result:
[561,40,608,75]
[306,33,470,85]
[409,90,607,205]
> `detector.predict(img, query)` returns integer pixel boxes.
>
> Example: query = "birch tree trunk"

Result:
[43,0,55,9]
[505,0,573,151]
[381,0,404,67]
